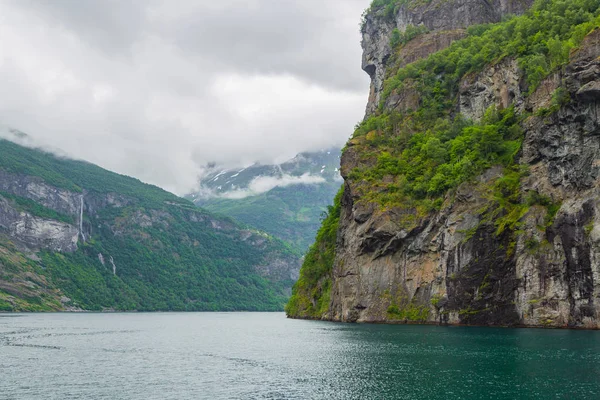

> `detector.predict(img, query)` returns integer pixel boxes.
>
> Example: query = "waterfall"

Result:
[79,195,86,242]
[110,256,116,275]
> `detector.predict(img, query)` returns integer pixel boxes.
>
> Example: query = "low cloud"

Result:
[0,0,371,195]
[221,173,326,199]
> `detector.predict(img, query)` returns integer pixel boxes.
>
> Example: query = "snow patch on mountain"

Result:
[222,173,326,199]
[188,148,341,201]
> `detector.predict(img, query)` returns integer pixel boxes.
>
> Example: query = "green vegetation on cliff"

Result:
[351,106,523,221]
[285,187,343,318]
[351,0,600,222]
[0,139,298,312]
[288,0,600,318]
[390,24,429,47]
[201,183,339,254]
[382,0,599,102]
[38,208,293,311]
[0,238,63,312]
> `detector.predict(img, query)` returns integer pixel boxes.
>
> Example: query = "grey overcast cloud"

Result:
[0,0,371,194]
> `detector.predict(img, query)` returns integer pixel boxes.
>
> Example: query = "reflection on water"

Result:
[1,313,599,399]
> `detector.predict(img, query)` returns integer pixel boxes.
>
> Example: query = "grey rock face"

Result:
[361,11,394,116]
[325,4,600,328]
[0,170,139,252]
[0,170,81,216]
[459,58,525,122]
[0,196,79,252]
[0,172,128,254]
[361,0,534,115]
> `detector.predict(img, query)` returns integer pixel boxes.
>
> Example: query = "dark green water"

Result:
[1,313,599,399]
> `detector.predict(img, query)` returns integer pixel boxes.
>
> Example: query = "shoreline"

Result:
[286,315,600,331]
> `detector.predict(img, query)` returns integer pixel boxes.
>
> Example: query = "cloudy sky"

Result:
[0,0,371,194]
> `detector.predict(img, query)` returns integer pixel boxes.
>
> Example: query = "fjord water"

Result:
[1,313,599,400]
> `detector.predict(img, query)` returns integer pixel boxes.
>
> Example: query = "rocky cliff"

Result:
[362,0,535,115]
[287,0,600,328]
[0,138,300,312]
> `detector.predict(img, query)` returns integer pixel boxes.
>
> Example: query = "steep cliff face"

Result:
[362,0,535,115]
[0,200,79,253]
[0,139,300,312]
[288,0,600,328]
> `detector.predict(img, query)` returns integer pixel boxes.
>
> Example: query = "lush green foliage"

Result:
[351,107,523,217]
[390,24,430,48]
[285,187,343,318]
[0,238,63,312]
[0,139,190,209]
[0,139,297,311]
[350,0,600,224]
[387,303,430,321]
[382,0,600,103]
[483,167,561,237]
[40,214,291,311]
[0,191,74,224]
[201,183,340,254]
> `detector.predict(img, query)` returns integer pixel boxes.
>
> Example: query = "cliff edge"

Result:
[287,0,600,329]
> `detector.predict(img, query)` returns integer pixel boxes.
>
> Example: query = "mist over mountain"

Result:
[0,137,299,312]
[0,0,370,195]
[188,149,343,253]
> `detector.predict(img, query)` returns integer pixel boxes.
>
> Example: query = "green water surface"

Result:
[1,313,598,399]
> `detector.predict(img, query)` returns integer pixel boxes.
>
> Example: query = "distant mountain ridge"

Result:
[192,148,341,199]
[188,149,343,253]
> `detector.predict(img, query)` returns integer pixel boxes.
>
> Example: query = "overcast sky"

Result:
[0,0,371,194]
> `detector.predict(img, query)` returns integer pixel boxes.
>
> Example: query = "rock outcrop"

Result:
[290,0,600,329]
[0,196,79,252]
[362,0,535,115]
[0,170,82,216]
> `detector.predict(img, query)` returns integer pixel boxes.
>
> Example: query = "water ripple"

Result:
[1,313,600,400]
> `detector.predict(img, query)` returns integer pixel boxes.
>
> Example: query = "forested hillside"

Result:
[190,149,342,253]
[0,138,299,312]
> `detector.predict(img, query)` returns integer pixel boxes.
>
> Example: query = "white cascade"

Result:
[79,195,86,242]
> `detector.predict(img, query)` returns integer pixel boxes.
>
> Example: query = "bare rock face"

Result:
[0,170,81,217]
[459,58,525,122]
[320,3,600,329]
[361,0,535,115]
[0,172,134,252]
[0,196,79,252]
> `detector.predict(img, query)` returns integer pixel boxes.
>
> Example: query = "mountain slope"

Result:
[0,138,300,312]
[288,0,600,328]
[189,149,342,252]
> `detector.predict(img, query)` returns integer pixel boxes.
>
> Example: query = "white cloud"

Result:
[0,0,371,195]
[221,173,326,199]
